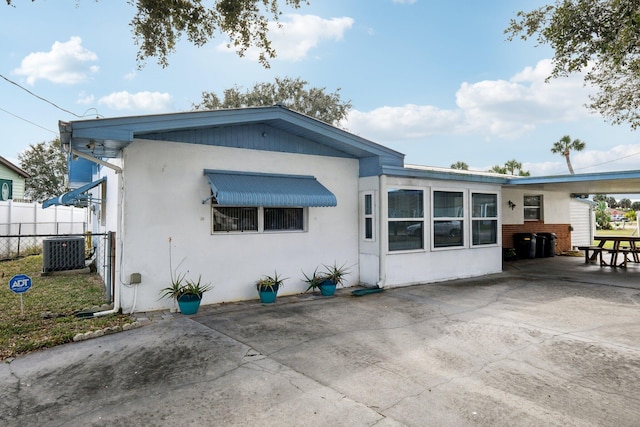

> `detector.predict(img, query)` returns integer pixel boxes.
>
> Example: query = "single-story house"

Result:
[0,156,30,201]
[44,106,640,313]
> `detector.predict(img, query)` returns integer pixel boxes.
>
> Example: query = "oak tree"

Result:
[193,76,352,126]
[6,0,308,68]
[18,139,67,202]
[506,0,640,128]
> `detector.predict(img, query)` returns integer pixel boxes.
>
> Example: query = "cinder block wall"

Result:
[502,223,572,253]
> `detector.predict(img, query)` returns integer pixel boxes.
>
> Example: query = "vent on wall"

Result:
[42,237,85,272]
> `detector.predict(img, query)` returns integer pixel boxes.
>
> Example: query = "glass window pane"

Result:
[264,208,303,230]
[472,193,497,218]
[524,208,541,220]
[434,191,463,217]
[213,207,257,232]
[364,194,372,215]
[365,218,373,240]
[389,220,423,251]
[433,220,463,247]
[388,189,423,218]
[524,195,541,207]
[472,219,497,245]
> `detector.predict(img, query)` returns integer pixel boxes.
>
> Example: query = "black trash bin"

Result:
[535,233,547,258]
[537,232,557,257]
[514,233,537,259]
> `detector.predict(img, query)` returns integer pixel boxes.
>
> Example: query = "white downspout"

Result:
[70,153,124,317]
[377,174,387,288]
[60,126,126,317]
[70,149,122,174]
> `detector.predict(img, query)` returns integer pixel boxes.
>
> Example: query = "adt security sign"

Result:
[9,274,32,294]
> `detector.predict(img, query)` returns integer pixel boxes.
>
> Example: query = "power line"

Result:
[0,106,57,134]
[574,151,640,172]
[0,72,83,118]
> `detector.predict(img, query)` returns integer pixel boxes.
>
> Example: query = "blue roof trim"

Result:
[381,165,508,184]
[204,170,337,207]
[59,106,405,172]
[42,177,106,208]
[504,169,640,185]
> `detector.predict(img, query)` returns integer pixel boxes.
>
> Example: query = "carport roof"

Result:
[386,165,640,195]
[503,170,640,194]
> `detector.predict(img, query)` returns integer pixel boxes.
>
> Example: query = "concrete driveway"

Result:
[2,256,640,426]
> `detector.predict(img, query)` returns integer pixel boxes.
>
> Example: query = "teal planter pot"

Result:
[318,280,336,296]
[177,294,202,315]
[257,284,279,304]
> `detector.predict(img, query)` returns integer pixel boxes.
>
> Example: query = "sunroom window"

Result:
[388,189,424,251]
[433,191,464,248]
[471,193,497,245]
[363,193,374,241]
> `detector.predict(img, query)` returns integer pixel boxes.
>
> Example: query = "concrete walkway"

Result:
[2,256,640,426]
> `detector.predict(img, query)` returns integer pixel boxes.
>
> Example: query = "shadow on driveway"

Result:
[2,256,640,426]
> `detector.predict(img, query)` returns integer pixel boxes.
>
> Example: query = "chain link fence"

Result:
[0,231,115,301]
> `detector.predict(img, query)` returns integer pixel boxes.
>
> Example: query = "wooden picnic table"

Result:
[593,235,640,267]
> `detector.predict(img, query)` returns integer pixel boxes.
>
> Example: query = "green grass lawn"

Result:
[1,255,132,360]
[594,223,639,248]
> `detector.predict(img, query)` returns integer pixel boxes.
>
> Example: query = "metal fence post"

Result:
[17,223,22,258]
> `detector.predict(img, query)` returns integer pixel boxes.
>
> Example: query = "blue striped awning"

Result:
[204,170,337,207]
[42,177,106,208]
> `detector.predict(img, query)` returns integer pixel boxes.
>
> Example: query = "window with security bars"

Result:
[213,207,258,232]
[264,208,303,231]
[212,206,304,233]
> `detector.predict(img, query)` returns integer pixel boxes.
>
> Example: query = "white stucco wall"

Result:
[378,176,503,288]
[502,188,571,225]
[358,175,381,286]
[115,139,360,312]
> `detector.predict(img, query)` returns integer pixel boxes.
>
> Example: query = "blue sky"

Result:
[2,0,640,178]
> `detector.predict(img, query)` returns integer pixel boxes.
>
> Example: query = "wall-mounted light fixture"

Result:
[508,200,516,210]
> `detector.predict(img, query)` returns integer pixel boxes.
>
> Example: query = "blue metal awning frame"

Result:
[203,170,337,207]
[42,177,106,208]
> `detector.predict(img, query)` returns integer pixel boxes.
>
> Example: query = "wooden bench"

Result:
[607,249,635,268]
[618,245,640,263]
[577,246,604,264]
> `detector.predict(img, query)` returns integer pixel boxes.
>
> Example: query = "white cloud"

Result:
[218,14,354,62]
[13,37,99,85]
[124,70,137,81]
[346,105,461,140]
[76,91,95,105]
[525,144,640,176]
[98,91,173,111]
[345,59,594,142]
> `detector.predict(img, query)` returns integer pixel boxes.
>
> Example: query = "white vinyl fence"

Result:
[0,200,87,259]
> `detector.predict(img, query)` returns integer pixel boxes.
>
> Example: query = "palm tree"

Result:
[451,161,469,170]
[504,159,522,175]
[488,165,507,174]
[551,135,585,174]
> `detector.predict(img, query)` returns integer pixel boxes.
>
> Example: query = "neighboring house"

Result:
[0,156,30,201]
[44,106,640,313]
